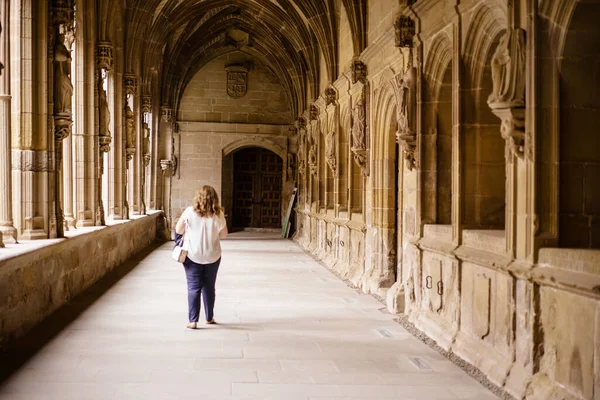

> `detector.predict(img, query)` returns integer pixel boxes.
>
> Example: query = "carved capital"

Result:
[126,147,135,162]
[397,131,417,171]
[351,59,367,84]
[160,158,176,176]
[52,0,75,31]
[96,41,113,70]
[54,116,71,141]
[99,135,112,153]
[491,107,526,160]
[325,86,337,106]
[143,154,151,167]
[141,95,152,114]
[160,106,173,123]
[309,104,319,121]
[351,147,368,176]
[295,117,306,130]
[394,16,415,48]
[123,74,138,96]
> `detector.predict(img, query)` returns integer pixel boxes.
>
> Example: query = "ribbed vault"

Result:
[109,0,367,121]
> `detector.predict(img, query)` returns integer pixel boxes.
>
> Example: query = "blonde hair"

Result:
[193,185,222,217]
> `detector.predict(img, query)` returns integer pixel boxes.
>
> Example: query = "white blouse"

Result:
[181,206,227,264]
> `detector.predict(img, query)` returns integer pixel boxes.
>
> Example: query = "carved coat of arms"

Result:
[226,63,251,98]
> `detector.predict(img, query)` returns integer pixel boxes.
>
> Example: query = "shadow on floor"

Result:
[0,240,166,385]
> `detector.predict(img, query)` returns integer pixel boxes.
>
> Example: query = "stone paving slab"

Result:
[0,233,498,399]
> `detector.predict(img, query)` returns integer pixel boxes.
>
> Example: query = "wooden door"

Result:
[233,148,282,228]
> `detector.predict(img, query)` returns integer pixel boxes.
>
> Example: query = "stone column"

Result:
[62,129,74,229]
[0,3,17,245]
[141,95,151,214]
[51,1,75,238]
[123,73,137,220]
[158,105,173,233]
[95,41,112,225]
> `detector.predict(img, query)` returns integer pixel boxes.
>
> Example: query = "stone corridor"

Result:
[0,234,497,400]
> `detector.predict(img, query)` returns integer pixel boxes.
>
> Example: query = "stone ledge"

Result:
[0,212,164,348]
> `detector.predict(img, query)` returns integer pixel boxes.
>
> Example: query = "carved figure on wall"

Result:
[325,130,336,175]
[98,77,110,138]
[297,128,306,174]
[351,92,366,151]
[142,122,150,161]
[125,105,135,160]
[351,59,367,84]
[488,29,526,106]
[54,33,74,117]
[394,16,415,48]
[309,104,319,121]
[395,66,417,170]
[325,87,336,106]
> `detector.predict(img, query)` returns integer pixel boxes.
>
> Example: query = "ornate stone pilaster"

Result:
[96,41,113,71]
[393,16,418,171]
[307,105,319,177]
[487,28,527,159]
[295,118,306,176]
[51,0,75,238]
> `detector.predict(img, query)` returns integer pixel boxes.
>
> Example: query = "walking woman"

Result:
[175,185,228,329]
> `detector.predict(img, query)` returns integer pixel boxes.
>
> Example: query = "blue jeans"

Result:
[183,257,221,323]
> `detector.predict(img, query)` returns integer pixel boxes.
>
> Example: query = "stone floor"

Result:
[0,232,498,400]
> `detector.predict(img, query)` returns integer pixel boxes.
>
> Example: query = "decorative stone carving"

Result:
[160,159,175,176]
[325,130,337,176]
[96,41,113,71]
[351,91,367,174]
[125,105,135,161]
[98,74,111,153]
[325,86,337,106]
[309,104,319,121]
[53,33,73,121]
[141,95,151,114]
[296,119,306,175]
[394,67,417,171]
[123,74,138,96]
[307,123,318,177]
[142,122,151,167]
[160,106,172,123]
[394,16,415,48]
[225,63,250,98]
[488,29,527,159]
[351,59,367,84]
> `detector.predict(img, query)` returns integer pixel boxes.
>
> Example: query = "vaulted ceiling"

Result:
[101,0,367,119]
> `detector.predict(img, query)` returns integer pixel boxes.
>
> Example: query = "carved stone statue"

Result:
[125,105,135,157]
[98,78,110,138]
[54,33,74,117]
[325,130,336,175]
[351,92,366,151]
[488,29,526,107]
[142,122,150,156]
[394,16,415,48]
[297,128,306,173]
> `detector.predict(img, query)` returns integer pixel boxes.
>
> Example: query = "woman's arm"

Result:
[219,225,228,239]
[175,213,186,235]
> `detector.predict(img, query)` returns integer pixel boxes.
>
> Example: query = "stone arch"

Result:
[422,30,453,225]
[556,1,600,249]
[462,2,507,229]
[222,137,287,160]
[368,77,400,292]
[463,2,506,89]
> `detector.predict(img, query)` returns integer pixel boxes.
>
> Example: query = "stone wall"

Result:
[293,1,600,400]
[178,51,292,125]
[0,213,163,347]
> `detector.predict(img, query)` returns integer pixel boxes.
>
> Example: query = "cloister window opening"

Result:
[558,1,600,249]
[62,18,77,229]
[319,123,326,210]
[462,31,506,230]
[338,110,349,211]
[126,92,135,216]
[101,67,112,219]
[143,106,152,210]
[436,62,452,225]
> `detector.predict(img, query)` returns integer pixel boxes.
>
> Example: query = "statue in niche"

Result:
[125,105,134,150]
[98,78,110,138]
[351,92,366,151]
[325,130,336,175]
[54,32,74,117]
[488,29,526,106]
[297,128,306,173]
[142,122,150,156]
